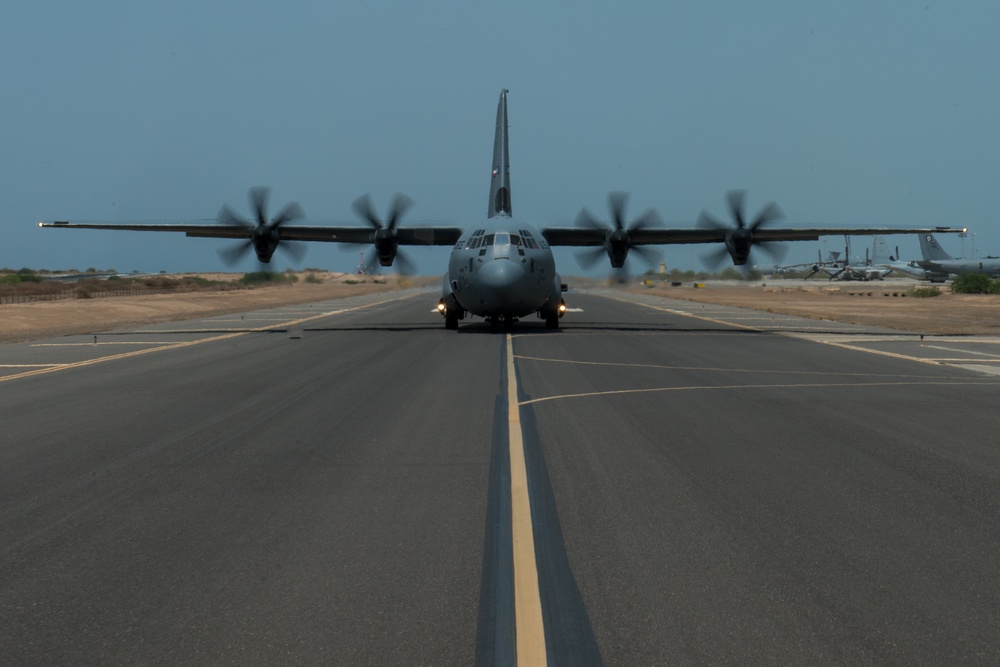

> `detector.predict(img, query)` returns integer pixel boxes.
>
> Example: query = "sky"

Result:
[3,1,999,275]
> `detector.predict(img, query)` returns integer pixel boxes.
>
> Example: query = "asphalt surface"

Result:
[3,288,1000,665]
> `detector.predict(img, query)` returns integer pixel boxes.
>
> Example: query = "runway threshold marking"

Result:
[0,296,405,384]
[506,333,547,665]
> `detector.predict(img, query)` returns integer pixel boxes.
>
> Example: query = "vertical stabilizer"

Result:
[487,89,512,218]
[872,236,892,264]
[919,233,953,261]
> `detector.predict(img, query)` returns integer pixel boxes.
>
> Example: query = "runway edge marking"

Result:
[506,333,547,665]
[606,292,997,371]
[601,293,762,331]
[0,296,405,384]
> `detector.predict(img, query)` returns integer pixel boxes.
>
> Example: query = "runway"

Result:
[3,288,1000,664]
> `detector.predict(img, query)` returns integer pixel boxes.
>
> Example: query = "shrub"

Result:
[2,270,44,284]
[908,286,941,298]
[950,273,997,294]
[239,271,295,285]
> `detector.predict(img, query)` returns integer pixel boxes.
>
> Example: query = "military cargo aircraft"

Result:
[39,89,967,331]
[916,233,1000,282]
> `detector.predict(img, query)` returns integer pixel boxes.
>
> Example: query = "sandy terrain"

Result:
[0,273,424,343]
[644,281,1000,335]
[3,274,999,342]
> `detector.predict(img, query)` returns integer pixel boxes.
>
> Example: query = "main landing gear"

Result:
[540,298,567,329]
[438,299,465,330]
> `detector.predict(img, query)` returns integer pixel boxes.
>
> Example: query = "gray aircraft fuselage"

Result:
[443,219,561,321]
[916,233,1000,282]
[437,88,564,329]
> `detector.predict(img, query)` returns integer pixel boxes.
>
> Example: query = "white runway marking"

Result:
[1,296,408,384]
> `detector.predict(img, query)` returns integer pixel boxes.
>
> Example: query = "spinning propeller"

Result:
[351,193,416,274]
[698,190,786,268]
[217,187,306,266]
[574,192,663,276]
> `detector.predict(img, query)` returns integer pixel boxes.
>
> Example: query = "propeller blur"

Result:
[39,89,968,331]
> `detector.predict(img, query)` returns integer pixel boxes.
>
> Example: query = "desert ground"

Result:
[650,279,1000,335]
[2,274,999,342]
[0,273,423,343]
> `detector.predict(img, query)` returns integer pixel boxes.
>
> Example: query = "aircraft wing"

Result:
[38,221,464,246]
[746,227,967,243]
[541,226,967,247]
[541,227,721,246]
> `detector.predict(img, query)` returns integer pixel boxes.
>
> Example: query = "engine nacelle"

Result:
[605,229,630,268]
[725,228,753,265]
[252,227,280,263]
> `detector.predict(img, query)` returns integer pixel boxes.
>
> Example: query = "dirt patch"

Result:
[4,276,998,342]
[0,273,428,343]
[640,282,1000,335]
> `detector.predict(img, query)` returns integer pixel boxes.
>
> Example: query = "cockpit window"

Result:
[465,231,534,251]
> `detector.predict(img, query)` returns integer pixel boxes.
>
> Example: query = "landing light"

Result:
[436,302,446,313]
[558,303,567,313]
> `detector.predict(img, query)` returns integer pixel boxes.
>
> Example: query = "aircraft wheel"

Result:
[545,312,560,329]
[445,312,459,330]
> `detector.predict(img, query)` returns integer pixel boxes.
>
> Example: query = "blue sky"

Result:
[3,1,998,274]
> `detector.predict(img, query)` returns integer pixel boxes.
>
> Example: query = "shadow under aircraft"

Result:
[40,90,966,332]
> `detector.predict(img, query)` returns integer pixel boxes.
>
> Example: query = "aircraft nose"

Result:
[478,259,526,308]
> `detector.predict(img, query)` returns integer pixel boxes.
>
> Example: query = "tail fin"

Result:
[872,236,892,264]
[918,233,953,261]
[487,89,512,218]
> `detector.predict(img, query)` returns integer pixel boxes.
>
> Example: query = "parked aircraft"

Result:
[916,234,1000,282]
[868,236,929,280]
[39,89,968,330]
[821,235,934,281]
[755,249,842,277]
[822,237,895,281]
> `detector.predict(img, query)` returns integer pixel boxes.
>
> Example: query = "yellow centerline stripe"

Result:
[0,297,404,384]
[507,334,547,664]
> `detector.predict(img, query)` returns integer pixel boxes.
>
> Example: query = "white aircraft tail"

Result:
[872,236,898,264]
